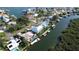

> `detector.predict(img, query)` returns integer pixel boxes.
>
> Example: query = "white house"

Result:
[7,37,21,51]
[3,15,10,23]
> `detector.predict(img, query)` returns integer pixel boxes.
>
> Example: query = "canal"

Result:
[28,15,79,51]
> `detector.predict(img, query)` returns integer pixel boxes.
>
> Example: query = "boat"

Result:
[41,28,50,37]
[52,24,56,29]
[48,30,50,32]
[59,17,62,20]
[43,33,47,36]
[56,19,60,22]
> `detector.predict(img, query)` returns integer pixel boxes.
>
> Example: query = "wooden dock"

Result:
[41,28,50,37]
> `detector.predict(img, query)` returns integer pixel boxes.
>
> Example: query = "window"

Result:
[9,45,12,48]
[17,40,20,43]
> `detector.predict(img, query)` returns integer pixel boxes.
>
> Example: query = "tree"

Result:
[0,32,8,50]
[52,15,59,21]
[62,12,66,15]
[54,18,79,51]
[17,16,30,26]
[59,14,63,17]
[7,25,15,32]
[37,9,45,17]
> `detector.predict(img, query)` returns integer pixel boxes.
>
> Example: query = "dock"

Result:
[41,28,50,37]
[31,38,41,45]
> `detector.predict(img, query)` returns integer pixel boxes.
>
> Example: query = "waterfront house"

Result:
[31,18,50,33]
[24,8,38,20]
[3,16,10,23]
[31,24,44,33]
[42,19,50,28]
[0,10,10,23]
[27,8,33,14]
[7,37,21,51]
[22,32,34,42]
[25,12,38,20]
[18,31,36,42]
[22,8,35,15]
[25,13,34,20]
[3,14,10,22]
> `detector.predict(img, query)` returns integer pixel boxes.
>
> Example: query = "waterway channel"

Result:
[28,15,79,51]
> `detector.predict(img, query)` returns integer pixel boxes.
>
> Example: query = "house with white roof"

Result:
[3,16,10,23]
[3,14,10,23]
[7,37,21,51]
[0,10,10,23]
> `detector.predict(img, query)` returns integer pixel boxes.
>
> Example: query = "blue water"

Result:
[0,7,32,17]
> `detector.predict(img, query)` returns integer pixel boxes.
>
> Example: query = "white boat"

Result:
[52,24,56,29]
[59,17,62,20]
[57,19,60,22]
[43,34,47,36]
[48,30,50,32]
